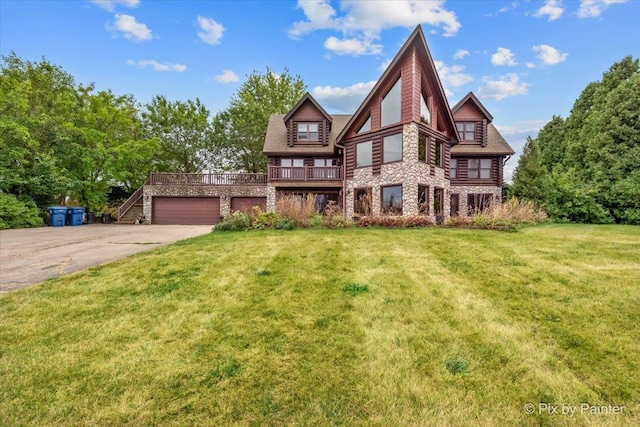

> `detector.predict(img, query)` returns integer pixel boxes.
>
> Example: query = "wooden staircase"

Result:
[117,179,148,222]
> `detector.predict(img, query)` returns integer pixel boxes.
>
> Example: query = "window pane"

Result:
[293,159,304,167]
[418,134,427,162]
[281,159,292,167]
[382,185,402,215]
[469,159,479,168]
[480,169,491,179]
[308,123,318,132]
[450,158,457,178]
[383,133,402,163]
[356,141,372,167]
[357,116,371,134]
[456,123,465,132]
[420,94,430,124]
[381,77,401,127]
[481,159,491,168]
[435,141,442,167]
[354,188,372,215]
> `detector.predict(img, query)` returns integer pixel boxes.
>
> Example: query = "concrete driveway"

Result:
[0,224,213,292]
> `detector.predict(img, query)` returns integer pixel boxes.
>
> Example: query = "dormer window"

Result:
[297,123,319,141]
[456,122,476,141]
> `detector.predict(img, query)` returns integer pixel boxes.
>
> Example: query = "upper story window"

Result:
[456,122,476,141]
[297,123,319,141]
[450,158,457,179]
[357,116,371,134]
[356,141,373,168]
[381,77,402,127]
[418,133,428,162]
[420,93,431,125]
[468,158,491,179]
[383,133,402,163]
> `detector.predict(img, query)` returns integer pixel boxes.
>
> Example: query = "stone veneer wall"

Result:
[266,184,277,212]
[143,184,267,224]
[450,185,502,216]
[345,122,450,221]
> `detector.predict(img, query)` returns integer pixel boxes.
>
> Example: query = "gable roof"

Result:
[336,25,459,144]
[263,113,351,156]
[283,92,332,123]
[451,123,515,156]
[451,92,493,122]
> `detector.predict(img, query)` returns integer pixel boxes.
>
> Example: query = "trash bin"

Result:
[48,206,67,227]
[85,211,95,224]
[102,213,112,224]
[66,207,85,226]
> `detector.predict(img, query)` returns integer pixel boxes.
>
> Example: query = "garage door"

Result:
[230,197,267,213]
[152,197,220,225]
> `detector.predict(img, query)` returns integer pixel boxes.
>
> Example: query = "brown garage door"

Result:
[230,197,267,213]
[152,197,220,225]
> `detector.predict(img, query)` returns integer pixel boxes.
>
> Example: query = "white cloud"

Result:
[577,0,628,18]
[491,47,517,66]
[90,0,139,11]
[526,62,536,69]
[197,16,225,45]
[127,59,186,72]
[532,44,568,65]
[379,58,393,72]
[434,60,474,97]
[477,73,530,100]
[324,36,382,56]
[454,49,470,60]
[289,0,461,56]
[113,14,151,41]
[534,0,565,21]
[311,80,376,113]
[214,70,239,83]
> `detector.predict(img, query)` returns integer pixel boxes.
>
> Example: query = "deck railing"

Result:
[268,166,342,182]
[149,172,267,186]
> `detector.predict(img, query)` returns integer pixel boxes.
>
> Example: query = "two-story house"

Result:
[128,25,513,225]
[263,25,513,221]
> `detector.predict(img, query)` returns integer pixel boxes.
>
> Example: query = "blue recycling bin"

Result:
[48,206,67,227]
[66,207,85,226]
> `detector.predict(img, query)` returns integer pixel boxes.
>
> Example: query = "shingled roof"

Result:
[451,123,515,156]
[263,114,352,156]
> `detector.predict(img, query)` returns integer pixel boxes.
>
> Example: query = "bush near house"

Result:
[0,194,43,229]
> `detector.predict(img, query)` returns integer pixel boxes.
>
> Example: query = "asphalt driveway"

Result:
[0,224,213,292]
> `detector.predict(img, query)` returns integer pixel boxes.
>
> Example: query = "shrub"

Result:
[213,211,251,232]
[356,215,432,228]
[446,198,547,230]
[321,201,352,228]
[276,194,316,227]
[0,194,43,229]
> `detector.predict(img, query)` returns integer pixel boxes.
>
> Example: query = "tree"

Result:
[510,137,547,202]
[0,53,75,210]
[214,68,306,172]
[143,96,218,173]
[511,56,640,224]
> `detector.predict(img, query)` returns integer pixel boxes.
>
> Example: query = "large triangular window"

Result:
[357,115,371,134]
[420,93,430,125]
[381,77,401,127]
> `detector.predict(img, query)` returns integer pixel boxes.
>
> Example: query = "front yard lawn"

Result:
[1,224,638,426]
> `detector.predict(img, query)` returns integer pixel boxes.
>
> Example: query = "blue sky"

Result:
[2,0,638,180]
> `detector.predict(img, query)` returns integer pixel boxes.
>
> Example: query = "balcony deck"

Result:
[268,166,342,183]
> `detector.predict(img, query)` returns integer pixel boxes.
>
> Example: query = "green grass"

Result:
[1,224,639,426]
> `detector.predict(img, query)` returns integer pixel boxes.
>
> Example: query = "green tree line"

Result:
[0,53,305,228]
[511,56,640,224]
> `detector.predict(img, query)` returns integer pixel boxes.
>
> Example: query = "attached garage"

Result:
[230,197,267,213]
[152,197,220,225]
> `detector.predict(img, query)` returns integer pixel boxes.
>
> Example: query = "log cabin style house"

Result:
[262,25,513,222]
[121,25,513,225]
